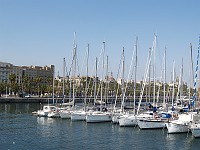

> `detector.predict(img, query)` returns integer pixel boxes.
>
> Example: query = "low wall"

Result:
[0,97,95,103]
[0,97,66,103]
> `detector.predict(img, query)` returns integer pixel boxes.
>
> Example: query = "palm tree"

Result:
[9,74,16,84]
[34,76,42,96]
[0,82,7,97]
[46,76,53,97]
[9,74,16,95]
[40,84,47,97]
[22,75,30,94]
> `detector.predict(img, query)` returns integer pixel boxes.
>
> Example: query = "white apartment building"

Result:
[0,61,54,84]
[0,62,13,83]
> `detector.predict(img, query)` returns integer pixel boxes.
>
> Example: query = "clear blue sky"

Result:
[0,0,200,84]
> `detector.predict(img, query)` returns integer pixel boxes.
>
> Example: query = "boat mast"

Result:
[175,58,183,107]
[94,57,97,104]
[69,32,76,102]
[52,66,55,104]
[172,61,175,109]
[121,48,125,113]
[113,52,123,111]
[153,35,157,108]
[137,46,153,115]
[134,37,138,115]
[148,48,151,103]
[100,42,105,110]
[84,44,89,111]
[72,32,77,109]
[69,69,72,102]
[190,43,194,83]
[189,43,194,107]
[62,57,66,103]
[181,58,183,106]
[163,47,166,108]
[105,55,109,105]
[192,36,200,110]
[72,45,77,110]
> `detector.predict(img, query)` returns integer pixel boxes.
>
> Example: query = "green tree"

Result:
[0,82,6,96]
[46,77,53,96]
[22,75,30,94]
[34,76,42,96]
[9,74,16,95]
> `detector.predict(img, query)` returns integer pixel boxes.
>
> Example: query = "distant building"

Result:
[0,62,13,83]
[0,61,54,84]
[19,65,55,84]
[11,66,24,84]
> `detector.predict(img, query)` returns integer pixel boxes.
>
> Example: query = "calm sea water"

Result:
[0,103,200,150]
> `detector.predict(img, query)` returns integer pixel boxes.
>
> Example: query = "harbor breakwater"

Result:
[0,97,88,103]
[0,97,116,104]
[0,96,157,105]
[0,97,56,103]
[0,97,143,105]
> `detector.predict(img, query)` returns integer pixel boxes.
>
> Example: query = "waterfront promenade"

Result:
[0,96,163,108]
[0,97,57,103]
[0,96,140,104]
[0,97,115,104]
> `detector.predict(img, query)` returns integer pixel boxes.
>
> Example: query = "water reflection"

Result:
[166,132,193,150]
[0,103,40,114]
[37,117,56,125]
[36,117,57,138]
[1,103,200,150]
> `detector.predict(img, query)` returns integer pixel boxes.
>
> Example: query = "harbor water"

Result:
[0,103,200,150]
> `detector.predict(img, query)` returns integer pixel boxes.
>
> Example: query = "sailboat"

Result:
[189,39,200,137]
[59,57,73,119]
[59,102,74,119]
[190,114,200,137]
[166,43,197,134]
[47,66,61,118]
[136,39,154,128]
[111,49,126,124]
[71,44,90,121]
[166,113,193,133]
[37,104,57,117]
[86,42,112,123]
[118,39,138,127]
[137,35,166,129]
[47,106,60,118]
[36,66,59,118]
[60,33,77,119]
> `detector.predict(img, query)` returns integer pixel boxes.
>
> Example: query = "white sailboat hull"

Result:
[165,122,189,134]
[86,112,112,123]
[112,114,120,124]
[37,110,48,117]
[119,115,137,127]
[37,105,57,117]
[165,113,194,134]
[138,119,165,129]
[59,110,71,119]
[190,124,200,138]
[71,111,86,121]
